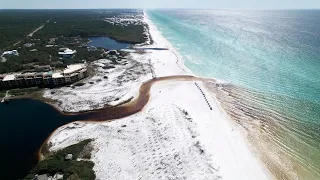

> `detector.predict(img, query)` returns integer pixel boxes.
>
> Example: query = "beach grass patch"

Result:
[24,139,95,180]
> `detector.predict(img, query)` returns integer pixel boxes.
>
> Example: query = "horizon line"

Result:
[1,8,320,11]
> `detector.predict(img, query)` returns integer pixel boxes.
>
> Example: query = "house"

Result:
[36,174,48,180]
[87,46,98,51]
[58,48,76,58]
[53,173,64,180]
[2,50,19,57]
[65,154,73,160]
[24,43,34,47]
[107,50,119,56]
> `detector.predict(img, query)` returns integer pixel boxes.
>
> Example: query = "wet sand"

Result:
[34,10,275,180]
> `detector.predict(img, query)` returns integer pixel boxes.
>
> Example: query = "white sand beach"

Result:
[45,12,273,180]
[43,12,190,113]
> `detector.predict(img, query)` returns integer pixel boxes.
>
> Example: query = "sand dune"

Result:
[44,12,272,180]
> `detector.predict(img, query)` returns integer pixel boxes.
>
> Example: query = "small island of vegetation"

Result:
[24,139,95,180]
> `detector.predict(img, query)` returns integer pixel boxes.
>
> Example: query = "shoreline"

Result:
[38,75,202,159]
[35,11,274,180]
[143,11,192,76]
[144,11,274,178]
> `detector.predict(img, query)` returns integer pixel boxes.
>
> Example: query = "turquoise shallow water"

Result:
[147,10,320,179]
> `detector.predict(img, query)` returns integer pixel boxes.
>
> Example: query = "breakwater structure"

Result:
[194,82,212,110]
[0,64,88,90]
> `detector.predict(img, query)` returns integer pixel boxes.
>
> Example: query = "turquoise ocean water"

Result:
[147,10,320,179]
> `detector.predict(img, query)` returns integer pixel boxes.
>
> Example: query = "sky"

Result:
[1,0,320,9]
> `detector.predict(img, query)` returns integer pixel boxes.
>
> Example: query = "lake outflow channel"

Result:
[2,75,205,180]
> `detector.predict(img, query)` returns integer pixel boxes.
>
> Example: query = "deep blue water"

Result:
[88,37,132,50]
[0,99,85,180]
[147,10,320,179]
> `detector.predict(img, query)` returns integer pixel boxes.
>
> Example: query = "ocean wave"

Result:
[204,81,320,179]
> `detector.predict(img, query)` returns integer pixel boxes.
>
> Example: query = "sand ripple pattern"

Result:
[205,81,320,180]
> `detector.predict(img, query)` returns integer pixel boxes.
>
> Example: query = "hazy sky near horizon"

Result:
[1,0,320,9]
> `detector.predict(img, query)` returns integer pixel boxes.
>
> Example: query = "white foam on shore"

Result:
[139,12,192,76]
[46,11,272,180]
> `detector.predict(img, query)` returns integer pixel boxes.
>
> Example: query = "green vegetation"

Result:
[3,87,40,96]
[0,39,105,74]
[0,10,50,48]
[0,9,148,74]
[0,91,5,98]
[0,9,146,49]
[24,139,95,180]
[34,10,146,43]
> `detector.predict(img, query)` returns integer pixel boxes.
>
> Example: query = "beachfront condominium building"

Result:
[0,64,88,90]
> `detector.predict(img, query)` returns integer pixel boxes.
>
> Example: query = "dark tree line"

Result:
[0,9,148,73]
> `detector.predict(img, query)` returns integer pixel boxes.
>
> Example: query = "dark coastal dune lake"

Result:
[88,37,132,50]
[0,75,196,180]
[0,99,87,180]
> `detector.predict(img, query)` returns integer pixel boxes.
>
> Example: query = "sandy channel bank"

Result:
[42,12,273,180]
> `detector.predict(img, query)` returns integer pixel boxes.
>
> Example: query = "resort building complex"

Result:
[0,64,87,90]
[58,48,77,58]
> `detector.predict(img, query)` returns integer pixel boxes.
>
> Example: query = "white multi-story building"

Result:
[58,48,77,58]
[0,64,88,90]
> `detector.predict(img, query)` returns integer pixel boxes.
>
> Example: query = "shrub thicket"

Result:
[23,139,95,180]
